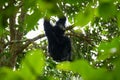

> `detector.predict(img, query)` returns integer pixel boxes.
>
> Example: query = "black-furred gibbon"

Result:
[44,17,72,61]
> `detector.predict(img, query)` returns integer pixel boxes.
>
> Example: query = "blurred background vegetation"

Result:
[0,0,120,80]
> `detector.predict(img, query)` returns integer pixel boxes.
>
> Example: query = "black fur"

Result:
[44,17,72,61]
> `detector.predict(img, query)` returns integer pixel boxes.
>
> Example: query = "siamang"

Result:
[44,17,72,62]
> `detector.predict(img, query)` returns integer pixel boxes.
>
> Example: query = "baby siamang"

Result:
[44,17,72,62]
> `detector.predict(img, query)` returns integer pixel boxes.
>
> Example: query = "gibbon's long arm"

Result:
[44,19,58,43]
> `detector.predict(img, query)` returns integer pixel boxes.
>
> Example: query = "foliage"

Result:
[57,37,120,80]
[0,49,46,80]
[0,0,120,80]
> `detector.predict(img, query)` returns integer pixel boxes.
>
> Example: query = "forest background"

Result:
[0,0,120,80]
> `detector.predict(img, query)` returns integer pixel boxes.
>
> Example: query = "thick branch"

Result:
[9,0,16,41]
[9,15,16,41]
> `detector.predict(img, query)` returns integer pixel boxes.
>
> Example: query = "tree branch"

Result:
[9,15,16,41]
[17,34,45,53]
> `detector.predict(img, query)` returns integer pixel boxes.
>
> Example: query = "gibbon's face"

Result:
[58,24,66,31]
[56,17,66,31]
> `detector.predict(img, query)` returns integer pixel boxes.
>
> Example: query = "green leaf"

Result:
[57,60,111,80]
[0,15,6,35]
[0,27,4,36]
[24,8,41,31]
[23,0,37,11]
[19,49,45,79]
[0,67,22,80]
[0,0,9,6]
[75,7,94,26]
[37,0,60,17]
[98,37,120,60]
[117,13,120,27]
[112,57,120,80]
[98,2,116,19]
